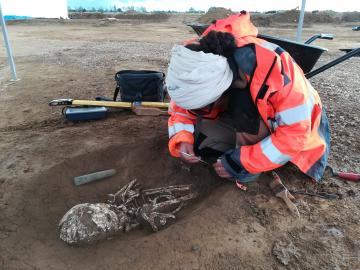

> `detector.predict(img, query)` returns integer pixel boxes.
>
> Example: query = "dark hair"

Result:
[184,43,203,52]
[186,31,237,58]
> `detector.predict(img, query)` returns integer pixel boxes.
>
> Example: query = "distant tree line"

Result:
[68,6,205,14]
[68,6,124,13]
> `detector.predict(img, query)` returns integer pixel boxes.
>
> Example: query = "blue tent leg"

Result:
[0,2,19,81]
[296,0,307,42]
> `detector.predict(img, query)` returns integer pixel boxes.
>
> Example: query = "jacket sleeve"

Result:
[168,100,197,157]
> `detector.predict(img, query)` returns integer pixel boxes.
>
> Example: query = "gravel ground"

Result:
[0,16,359,270]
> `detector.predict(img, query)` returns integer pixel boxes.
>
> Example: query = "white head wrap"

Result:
[166,45,233,110]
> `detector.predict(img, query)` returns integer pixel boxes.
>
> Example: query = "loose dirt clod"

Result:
[272,239,300,265]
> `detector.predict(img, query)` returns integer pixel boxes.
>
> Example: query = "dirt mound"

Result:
[196,9,340,28]
[5,19,30,25]
[69,12,107,19]
[269,10,301,24]
[341,11,360,22]
[249,10,342,27]
[197,7,234,24]
[69,12,169,22]
[114,13,169,22]
[304,11,340,24]
[267,10,339,25]
[251,15,272,27]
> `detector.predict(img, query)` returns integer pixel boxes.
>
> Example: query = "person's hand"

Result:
[213,159,232,178]
[178,142,200,164]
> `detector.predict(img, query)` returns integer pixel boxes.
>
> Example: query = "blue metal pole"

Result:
[296,0,307,42]
[0,2,18,81]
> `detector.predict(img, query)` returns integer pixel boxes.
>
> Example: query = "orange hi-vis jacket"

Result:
[168,12,330,182]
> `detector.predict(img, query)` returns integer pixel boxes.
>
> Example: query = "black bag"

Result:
[113,70,166,102]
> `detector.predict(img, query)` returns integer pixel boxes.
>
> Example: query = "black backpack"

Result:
[113,70,166,102]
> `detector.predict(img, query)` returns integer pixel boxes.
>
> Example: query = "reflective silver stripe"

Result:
[260,137,291,165]
[168,126,176,138]
[261,41,278,52]
[276,79,317,126]
[275,101,313,126]
[168,107,196,120]
[168,123,194,138]
[173,111,194,119]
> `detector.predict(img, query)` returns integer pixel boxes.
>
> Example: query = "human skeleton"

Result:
[59,179,198,245]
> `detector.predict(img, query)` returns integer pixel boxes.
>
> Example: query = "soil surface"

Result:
[1,14,359,270]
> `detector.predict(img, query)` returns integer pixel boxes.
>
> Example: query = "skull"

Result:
[58,203,136,245]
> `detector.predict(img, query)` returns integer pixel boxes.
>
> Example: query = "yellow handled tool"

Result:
[49,98,169,109]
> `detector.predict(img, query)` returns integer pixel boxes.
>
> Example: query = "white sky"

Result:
[1,0,359,18]
[110,0,360,12]
[1,0,68,18]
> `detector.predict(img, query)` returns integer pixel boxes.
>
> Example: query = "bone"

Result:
[59,179,198,245]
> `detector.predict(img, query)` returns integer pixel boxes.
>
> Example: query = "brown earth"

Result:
[197,8,359,27]
[69,12,170,23]
[0,14,360,270]
[197,7,234,24]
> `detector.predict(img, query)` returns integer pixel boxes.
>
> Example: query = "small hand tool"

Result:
[326,166,360,182]
[290,190,338,200]
[269,171,300,218]
[180,152,248,190]
[49,98,169,109]
[74,169,117,186]
[179,151,210,165]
